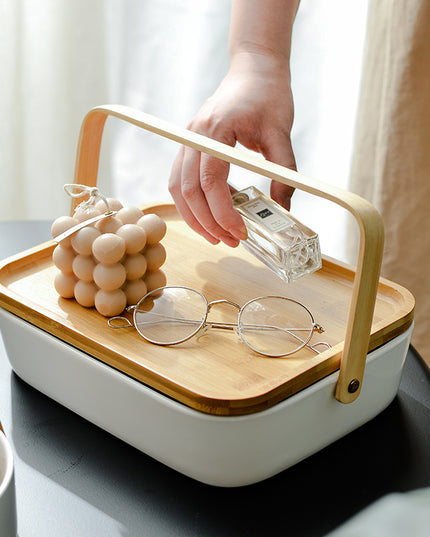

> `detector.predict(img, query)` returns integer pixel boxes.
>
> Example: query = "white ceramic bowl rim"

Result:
[0,432,14,498]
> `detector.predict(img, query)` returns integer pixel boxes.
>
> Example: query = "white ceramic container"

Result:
[0,307,412,487]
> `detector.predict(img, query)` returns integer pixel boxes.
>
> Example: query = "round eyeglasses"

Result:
[108,285,330,358]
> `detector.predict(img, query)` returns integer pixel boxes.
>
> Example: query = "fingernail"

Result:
[232,225,248,241]
[220,235,240,248]
[207,236,220,245]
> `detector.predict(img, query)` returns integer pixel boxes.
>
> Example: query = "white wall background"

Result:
[0,0,368,262]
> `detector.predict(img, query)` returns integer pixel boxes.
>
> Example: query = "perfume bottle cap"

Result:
[232,192,250,205]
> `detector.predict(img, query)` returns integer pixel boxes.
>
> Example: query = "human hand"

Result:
[169,51,296,247]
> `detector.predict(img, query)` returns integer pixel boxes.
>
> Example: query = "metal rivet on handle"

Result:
[348,379,360,393]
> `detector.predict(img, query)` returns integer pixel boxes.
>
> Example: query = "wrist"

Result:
[229,47,291,80]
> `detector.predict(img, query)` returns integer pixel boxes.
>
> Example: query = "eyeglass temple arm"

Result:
[73,104,384,404]
[208,321,327,354]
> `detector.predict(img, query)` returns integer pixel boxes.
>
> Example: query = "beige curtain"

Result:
[349,0,430,365]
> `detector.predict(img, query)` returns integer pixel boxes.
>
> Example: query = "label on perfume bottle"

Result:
[240,198,293,233]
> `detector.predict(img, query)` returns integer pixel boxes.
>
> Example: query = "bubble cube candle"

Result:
[51,186,167,317]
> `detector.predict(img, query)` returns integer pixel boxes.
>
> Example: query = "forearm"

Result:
[229,0,300,66]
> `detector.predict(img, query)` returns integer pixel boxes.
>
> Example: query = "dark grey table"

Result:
[1,221,429,537]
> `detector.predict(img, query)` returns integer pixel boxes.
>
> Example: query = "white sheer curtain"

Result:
[0,0,232,221]
[108,0,232,208]
[1,0,114,220]
[0,0,367,262]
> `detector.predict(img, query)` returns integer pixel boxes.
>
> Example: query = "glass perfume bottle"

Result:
[231,186,322,283]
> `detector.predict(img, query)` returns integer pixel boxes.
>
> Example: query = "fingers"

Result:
[169,144,246,247]
[169,148,220,245]
[199,152,247,243]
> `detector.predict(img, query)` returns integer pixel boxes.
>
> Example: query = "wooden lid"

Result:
[0,203,414,416]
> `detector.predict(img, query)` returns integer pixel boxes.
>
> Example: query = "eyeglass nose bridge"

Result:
[200,298,242,342]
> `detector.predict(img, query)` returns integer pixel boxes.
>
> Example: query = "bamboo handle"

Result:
[73,104,384,404]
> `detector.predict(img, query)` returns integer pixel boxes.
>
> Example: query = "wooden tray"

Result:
[0,105,415,415]
[0,201,413,416]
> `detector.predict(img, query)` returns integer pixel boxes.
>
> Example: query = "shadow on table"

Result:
[8,355,430,537]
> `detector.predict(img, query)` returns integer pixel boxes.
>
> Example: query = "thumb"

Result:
[270,180,295,211]
[263,134,297,211]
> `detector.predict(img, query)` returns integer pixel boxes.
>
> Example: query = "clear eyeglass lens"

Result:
[133,286,208,345]
[238,296,314,357]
